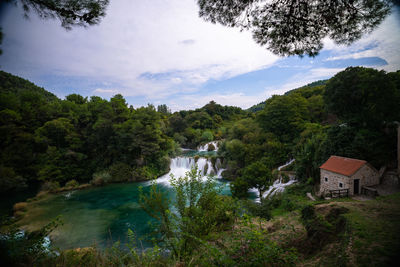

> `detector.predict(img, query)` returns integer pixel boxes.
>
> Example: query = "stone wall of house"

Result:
[352,164,379,188]
[320,164,379,196]
[320,169,350,195]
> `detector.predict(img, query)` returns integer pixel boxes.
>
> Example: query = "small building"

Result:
[319,156,379,196]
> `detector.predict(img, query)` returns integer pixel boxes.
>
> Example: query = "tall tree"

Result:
[197,0,392,56]
[17,0,109,29]
[324,67,400,128]
[241,161,273,199]
[0,0,110,53]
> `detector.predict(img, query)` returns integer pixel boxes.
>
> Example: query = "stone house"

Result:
[319,156,379,196]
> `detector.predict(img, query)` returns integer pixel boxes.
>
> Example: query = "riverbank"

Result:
[11,190,400,266]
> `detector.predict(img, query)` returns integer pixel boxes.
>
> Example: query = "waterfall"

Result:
[251,159,297,202]
[261,178,297,199]
[278,159,295,171]
[197,141,219,151]
[156,156,225,186]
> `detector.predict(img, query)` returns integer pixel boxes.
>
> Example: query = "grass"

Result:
[9,180,400,266]
[211,190,400,267]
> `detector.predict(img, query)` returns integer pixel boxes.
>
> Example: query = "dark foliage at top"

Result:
[197,0,392,56]
[15,0,109,29]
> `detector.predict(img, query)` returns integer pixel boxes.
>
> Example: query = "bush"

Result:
[207,143,216,151]
[205,195,238,229]
[41,181,60,192]
[56,248,99,267]
[281,172,290,183]
[201,130,214,142]
[132,166,155,181]
[91,171,111,186]
[13,202,27,212]
[65,179,79,188]
[0,217,61,266]
[227,226,298,266]
[300,204,349,249]
[230,177,249,198]
[109,162,133,182]
[140,167,232,259]
[173,132,187,145]
[281,197,296,212]
[242,199,272,220]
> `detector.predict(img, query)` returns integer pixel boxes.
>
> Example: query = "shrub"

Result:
[41,181,60,192]
[203,195,238,230]
[57,248,99,267]
[140,167,230,259]
[281,172,290,183]
[228,226,298,266]
[65,179,79,188]
[230,177,249,198]
[242,199,272,220]
[132,166,154,181]
[300,204,349,249]
[207,143,216,151]
[14,210,25,219]
[91,171,111,186]
[201,130,214,142]
[109,162,133,182]
[13,202,27,212]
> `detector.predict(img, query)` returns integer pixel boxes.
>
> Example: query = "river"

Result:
[15,143,294,250]
[16,145,240,250]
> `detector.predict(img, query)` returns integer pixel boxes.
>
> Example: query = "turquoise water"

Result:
[23,178,234,250]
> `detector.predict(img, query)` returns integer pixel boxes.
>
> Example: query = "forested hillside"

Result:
[0,71,175,193]
[1,67,399,196]
[1,67,400,267]
[0,71,248,194]
[222,67,400,197]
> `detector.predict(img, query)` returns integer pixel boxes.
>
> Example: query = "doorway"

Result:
[354,179,360,194]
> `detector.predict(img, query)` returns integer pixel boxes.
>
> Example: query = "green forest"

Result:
[1,66,400,266]
[1,67,399,195]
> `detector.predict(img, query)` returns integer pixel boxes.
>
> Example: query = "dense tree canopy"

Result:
[0,71,174,193]
[324,67,400,127]
[0,0,110,54]
[15,0,109,29]
[197,0,392,56]
[1,66,399,198]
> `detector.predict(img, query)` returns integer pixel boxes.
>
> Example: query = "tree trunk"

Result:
[398,125,400,174]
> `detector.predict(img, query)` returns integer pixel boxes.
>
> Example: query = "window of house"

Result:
[339,182,343,188]
[324,177,328,182]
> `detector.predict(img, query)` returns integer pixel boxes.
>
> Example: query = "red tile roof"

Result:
[320,156,367,176]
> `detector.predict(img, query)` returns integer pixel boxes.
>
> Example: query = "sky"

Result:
[0,0,399,111]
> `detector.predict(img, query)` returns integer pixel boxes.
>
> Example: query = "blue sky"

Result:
[0,0,399,111]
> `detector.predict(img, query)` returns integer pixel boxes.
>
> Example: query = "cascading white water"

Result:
[251,159,297,202]
[262,178,297,199]
[278,159,295,171]
[156,156,225,186]
[197,141,219,151]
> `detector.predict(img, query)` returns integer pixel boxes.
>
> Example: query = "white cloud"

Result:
[0,0,278,99]
[322,6,400,72]
[1,0,399,110]
[93,88,118,94]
